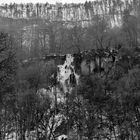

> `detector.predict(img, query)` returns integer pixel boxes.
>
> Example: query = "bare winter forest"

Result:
[0,0,140,139]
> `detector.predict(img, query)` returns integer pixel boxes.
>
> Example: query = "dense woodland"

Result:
[0,0,140,140]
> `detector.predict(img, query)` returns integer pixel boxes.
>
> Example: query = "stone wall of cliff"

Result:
[0,0,139,27]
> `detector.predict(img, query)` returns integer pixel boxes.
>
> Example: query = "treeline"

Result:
[0,4,139,62]
[0,0,140,61]
[0,0,140,20]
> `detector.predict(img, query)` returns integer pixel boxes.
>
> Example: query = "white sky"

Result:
[0,0,95,4]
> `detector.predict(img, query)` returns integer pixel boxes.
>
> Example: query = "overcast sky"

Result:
[0,0,95,4]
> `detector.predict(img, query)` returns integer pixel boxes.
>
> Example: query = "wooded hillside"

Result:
[0,0,140,140]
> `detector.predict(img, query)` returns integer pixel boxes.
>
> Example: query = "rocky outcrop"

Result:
[0,0,139,27]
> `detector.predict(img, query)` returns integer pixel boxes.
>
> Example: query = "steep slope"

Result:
[0,0,139,27]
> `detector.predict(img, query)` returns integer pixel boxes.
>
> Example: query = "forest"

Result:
[0,0,140,140]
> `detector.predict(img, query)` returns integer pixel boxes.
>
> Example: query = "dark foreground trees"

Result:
[0,32,17,102]
[72,47,140,140]
[0,32,17,139]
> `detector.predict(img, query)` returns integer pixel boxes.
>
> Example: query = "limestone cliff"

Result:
[0,0,139,27]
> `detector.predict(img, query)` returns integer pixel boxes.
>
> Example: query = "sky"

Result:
[0,0,95,4]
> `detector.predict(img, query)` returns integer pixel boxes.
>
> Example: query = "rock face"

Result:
[57,54,80,93]
[34,49,115,110]
[0,0,139,27]
[42,48,118,94]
